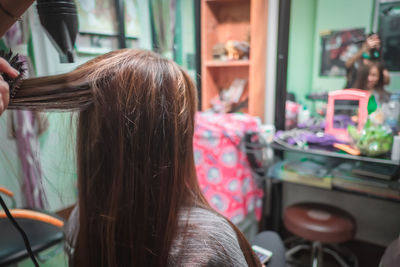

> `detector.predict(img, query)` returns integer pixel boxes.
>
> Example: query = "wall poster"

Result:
[320,28,365,76]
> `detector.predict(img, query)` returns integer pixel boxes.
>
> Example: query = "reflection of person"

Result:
[0,0,35,114]
[353,62,391,105]
[345,34,390,88]
[9,50,262,266]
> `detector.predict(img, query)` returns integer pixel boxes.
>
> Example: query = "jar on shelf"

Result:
[383,93,400,133]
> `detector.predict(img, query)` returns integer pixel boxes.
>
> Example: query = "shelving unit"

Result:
[271,142,400,166]
[205,60,250,67]
[270,141,400,203]
[200,0,268,120]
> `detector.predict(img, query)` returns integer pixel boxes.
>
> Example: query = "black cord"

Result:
[0,195,39,267]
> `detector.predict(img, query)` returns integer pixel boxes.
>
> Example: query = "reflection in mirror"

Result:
[285,0,400,128]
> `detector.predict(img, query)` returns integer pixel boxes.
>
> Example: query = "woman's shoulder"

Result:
[180,206,231,225]
[169,206,248,266]
[179,207,239,242]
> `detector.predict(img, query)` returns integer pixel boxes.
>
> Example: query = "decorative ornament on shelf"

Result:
[225,40,250,61]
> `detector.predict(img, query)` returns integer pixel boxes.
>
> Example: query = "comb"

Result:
[0,50,26,99]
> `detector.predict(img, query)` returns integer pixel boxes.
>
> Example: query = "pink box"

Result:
[325,89,370,142]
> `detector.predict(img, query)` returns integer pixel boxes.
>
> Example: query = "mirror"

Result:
[285,0,400,125]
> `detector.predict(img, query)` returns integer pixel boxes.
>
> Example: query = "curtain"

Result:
[149,0,176,59]
[3,17,48,209]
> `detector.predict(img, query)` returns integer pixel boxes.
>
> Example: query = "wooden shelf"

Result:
[201,0,268,119]
[205,60,250,67]
[205,0,246,3]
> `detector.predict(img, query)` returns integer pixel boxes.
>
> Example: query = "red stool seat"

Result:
[284,202,356,244]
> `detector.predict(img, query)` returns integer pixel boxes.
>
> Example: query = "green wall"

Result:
[0,115,24,206]
[177,0,196,81]
[311,0,374,93]
[0,112,77,210]
[287,0,317,106]
[39,113,78,211]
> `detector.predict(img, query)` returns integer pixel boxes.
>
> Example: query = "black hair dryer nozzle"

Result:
[36,0,78,63]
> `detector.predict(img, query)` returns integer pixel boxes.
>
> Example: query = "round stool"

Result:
[284,202,358,267]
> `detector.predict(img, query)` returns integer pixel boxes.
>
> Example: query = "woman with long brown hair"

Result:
[352,62,391,105]
[8,49,261,266]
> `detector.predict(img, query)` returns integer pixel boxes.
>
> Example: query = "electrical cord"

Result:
[0,195,39,267]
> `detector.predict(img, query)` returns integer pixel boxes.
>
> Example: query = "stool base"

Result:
[285,237,359,267]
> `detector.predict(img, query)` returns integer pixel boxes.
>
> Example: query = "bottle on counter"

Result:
[298,105,310,125]
[392,135,400,162]
[384,93,400,133]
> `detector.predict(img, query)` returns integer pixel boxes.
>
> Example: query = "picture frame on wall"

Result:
[77,0,117,35]
[76,33,140,55]
[75,0,141,55]
[319,28,365,77]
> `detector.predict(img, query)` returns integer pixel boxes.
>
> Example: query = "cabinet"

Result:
[201,0,268,120]
[270,142,400,202]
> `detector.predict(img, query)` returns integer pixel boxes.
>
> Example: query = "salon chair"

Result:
[0,187,64,266]
[379,235,400,267]
[284,202,358,267]
[252,231,286,267]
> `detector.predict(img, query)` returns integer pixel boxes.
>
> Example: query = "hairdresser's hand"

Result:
[0,57,19,115]
[365,34,381,51]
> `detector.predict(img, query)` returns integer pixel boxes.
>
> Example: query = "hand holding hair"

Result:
[0,50,92,111]
[0,56,19,114]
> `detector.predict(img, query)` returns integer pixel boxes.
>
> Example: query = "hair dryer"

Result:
[36,0,78,63]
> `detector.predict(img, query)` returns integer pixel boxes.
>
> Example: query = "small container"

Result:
[260,124,275,162]
[298,106,310,125]
[384,93,400,133]
[260,124,275,144]
[391,135,400,162]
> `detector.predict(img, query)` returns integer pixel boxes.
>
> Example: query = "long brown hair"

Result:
[352,62,391,103]
[353,62,384,91]
[9,49,261,266]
